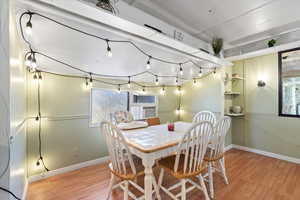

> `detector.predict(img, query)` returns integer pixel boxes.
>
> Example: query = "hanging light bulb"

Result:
[176,86,182,95]
[127,76,131,88]
[175,76,179,85]
[33,73,38,80]
[179,64,183,76]
[36,157,43,167]
[160,86,166,95]
[193,78,197,85]
[117,84,121,93]
[26,14,33,35]
[142,86,146,94]
[31,53,37,69]
[38,72,42,80]
[84,77,89,89]
[176,107,181,115]
[89,73,93,87]
[155,75,159,85]
[198,68,203,77]
[106,40,112,57]
[213,67,217,74]
[146,56,151,70]
[25,53,32,67]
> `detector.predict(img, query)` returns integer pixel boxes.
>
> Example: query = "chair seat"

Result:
[204,148,224,162]
[158,154,206,179]
[109,156,144,180]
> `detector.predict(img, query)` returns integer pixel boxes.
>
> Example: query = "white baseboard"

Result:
[232,144,300,165]
[28,156,110,183]
[22,179,28,200]
[225,144,233,152]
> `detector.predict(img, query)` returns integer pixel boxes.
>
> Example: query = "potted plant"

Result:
[211,38,223,57]
[268,39,276,47]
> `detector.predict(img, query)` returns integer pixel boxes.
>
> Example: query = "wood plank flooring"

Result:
[27,149,300,200]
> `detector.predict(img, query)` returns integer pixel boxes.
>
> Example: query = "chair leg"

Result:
[158,168,164,188]
[152,175,161,200]
[181,179,186,200]
[124,181,129,200]
[208,162,214,199]
[199,175,210,200]
[107,173,116,200]
[219,158,229,185]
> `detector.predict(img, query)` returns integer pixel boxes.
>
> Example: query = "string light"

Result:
[127,76,131,88]
[31,53,37,69]
[160,86,166,95]
[25,14,32,35]
[25,53,32,67]
[193,78,197,85]
[175,86,182,95]
[38,72,42,80]
[198,68,203,77]
[36,157,42,167]
[155,75,159,85]
[179,63,183,76]
[89,73,93,87]
[146,56,151,70]
[175,76,179,85]
[117,84,121,93]
[106,40,112,57]
[142,86,146,94]
[213,67,217,74]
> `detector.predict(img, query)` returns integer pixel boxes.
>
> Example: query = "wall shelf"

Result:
[224,92,241,95]
[226,113,244,117]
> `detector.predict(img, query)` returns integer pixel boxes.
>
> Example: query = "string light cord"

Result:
[0,187,21,200]
[28,51,191,81]
[19,11,218,73]
[37,80,50,172]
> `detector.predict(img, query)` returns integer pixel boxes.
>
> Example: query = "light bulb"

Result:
[127,82,131,88]
[25,54,32,67]
[146,60,151,70]
[142,87,146,94]
[155,76,159,85]
[179,64,183,76]
[160,87,165,95]
[31,55,37,69]
[26,21,32,35]
[106,40,112,57]
[193,79,197,85]
[213,67,217,74]
[175,77,179,85]
[198,68,203,77]
[117,85,121,93]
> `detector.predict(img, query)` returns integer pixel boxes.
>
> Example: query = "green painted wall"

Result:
[232,54,300,158]
[27,73,179,176]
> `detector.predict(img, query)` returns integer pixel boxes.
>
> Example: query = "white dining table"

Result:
[121,121,193,200]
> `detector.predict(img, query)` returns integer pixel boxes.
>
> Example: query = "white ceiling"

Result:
[17,5,214,85]
[123,0,300,49]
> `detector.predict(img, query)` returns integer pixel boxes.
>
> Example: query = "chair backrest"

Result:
[146,117,161,126]
[193,111,217,126]
[101,121,136,176]
[114,111,134,124]
[208,116,231,159]
[174,121,213,175]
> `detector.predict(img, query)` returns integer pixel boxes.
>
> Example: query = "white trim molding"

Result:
[232,144,300,165]
[22,179,28,200]
[28,156,110,183]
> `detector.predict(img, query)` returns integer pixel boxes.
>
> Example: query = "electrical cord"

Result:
[0,93,21,200]
[0,187,21,200]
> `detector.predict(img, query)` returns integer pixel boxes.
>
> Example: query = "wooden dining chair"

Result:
[113,111,134,124]
[101,122,161,200]
[193,111,217,126]
[146,117,161,126]
[157,121,214,200]
[204,116,231,198]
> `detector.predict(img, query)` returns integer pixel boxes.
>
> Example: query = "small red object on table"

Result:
[168,123,174,131]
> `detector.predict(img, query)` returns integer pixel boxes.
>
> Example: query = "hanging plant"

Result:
[211,37,223,57]
[96,0,119,14]
[267,39,276,47]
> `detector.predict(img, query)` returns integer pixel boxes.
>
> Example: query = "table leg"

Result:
[143,157,155,200]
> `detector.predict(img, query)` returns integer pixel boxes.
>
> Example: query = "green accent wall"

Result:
[232,54,300,158]
[27,73,179,176]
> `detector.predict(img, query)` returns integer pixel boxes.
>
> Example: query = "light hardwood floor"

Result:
[27,149,300,200]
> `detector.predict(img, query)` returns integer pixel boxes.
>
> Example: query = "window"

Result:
[90,88,129,126]
[279,48,300,117]
[130,94,158,120]
[90,89,158,126]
